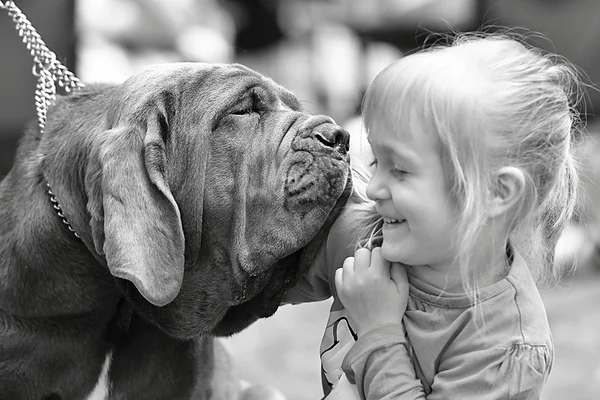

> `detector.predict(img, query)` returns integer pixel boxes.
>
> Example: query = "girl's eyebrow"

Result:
[372,142,419,167]
[392,148,419,165]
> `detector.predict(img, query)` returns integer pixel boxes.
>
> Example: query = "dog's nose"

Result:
[314,125,350,153]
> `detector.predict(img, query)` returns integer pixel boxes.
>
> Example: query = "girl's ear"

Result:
[486,166,526,218]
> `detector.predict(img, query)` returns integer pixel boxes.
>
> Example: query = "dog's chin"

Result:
[211,222,338,337]
[210,174,352,338]
[210,251,300,337]
[209,292,283,337]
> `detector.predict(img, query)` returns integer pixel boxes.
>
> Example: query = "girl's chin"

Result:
[380,241,407,264]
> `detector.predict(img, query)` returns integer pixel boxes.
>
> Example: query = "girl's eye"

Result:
[368,159,378,168]
[391,168,408,179]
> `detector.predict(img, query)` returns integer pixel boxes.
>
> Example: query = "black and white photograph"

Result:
[1,1,599,399]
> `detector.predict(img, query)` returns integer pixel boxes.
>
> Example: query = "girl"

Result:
[284,33,582,399]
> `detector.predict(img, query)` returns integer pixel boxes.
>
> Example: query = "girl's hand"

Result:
[335,247,409,337]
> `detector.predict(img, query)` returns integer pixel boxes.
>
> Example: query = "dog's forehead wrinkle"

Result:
[276,87,302,111]
[159,90,178,121]
[119,64,213,113]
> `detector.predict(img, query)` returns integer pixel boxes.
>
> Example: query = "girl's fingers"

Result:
[341,256,355,281]
[334,267,344,294]
[342,256,355,271]
[336,257,354,296]
[369,247,390,277]
[353,248,371,274]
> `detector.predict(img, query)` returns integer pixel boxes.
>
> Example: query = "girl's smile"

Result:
[381,219,407,236]
[382,217,403,224]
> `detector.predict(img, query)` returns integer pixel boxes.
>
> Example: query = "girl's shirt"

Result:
[284,203,554,399]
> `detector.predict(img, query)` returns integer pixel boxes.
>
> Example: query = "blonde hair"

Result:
[352,32,583,290]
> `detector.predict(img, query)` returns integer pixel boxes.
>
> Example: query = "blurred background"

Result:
[1,0,600,398]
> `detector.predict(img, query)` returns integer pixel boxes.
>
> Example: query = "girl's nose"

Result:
[366,171,389,201]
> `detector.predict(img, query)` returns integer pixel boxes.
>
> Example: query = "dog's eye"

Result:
[231,106,254,116]
[230,97,257,116]
[230,90,267,116]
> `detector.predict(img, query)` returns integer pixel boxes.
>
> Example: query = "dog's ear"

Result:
[91,112,184,307]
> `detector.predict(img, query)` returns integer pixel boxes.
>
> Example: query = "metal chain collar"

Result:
[2,0,83,239]
[47,183,81,239]
[1,0,85,133]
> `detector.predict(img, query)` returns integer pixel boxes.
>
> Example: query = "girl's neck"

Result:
[407,242,510,294]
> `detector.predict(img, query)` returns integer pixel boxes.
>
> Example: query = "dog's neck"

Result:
[0,147,118,320]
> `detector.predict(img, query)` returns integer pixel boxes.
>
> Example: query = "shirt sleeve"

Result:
[282,201,365,304]
[342,326,553,400]
[342,324,425,399]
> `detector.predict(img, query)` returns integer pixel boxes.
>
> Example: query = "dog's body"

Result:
[0,63,352,399]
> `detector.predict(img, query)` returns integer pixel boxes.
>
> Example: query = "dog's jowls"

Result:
[0,62,352,400]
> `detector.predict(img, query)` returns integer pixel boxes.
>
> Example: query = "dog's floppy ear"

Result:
[91,112,184,307]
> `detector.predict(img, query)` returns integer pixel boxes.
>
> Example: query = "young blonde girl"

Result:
[284,33,582,399]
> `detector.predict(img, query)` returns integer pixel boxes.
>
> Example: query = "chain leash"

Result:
[1,0,85,133]
[2,0,83,239]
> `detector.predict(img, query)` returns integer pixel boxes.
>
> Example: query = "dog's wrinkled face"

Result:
[90,63,351,338]
[203,88,352,335]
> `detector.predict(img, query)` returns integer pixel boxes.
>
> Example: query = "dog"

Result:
[0,62,352,399]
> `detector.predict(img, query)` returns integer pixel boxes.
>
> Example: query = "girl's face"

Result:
[366,113,460,271]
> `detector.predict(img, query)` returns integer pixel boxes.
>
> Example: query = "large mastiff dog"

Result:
[0,63,352,399]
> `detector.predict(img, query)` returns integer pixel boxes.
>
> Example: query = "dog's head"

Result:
[82,63,351,338]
